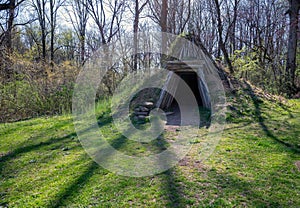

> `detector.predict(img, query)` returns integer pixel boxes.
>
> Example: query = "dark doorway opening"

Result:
[174,71,203,107]
[166,71,203,126]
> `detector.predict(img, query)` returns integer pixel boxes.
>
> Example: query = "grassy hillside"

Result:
[0,83,299,207]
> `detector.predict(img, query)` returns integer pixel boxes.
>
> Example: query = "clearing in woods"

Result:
[0,84,300,207]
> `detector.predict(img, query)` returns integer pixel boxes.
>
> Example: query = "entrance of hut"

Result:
[166,71,203,126]
[175,71,203,106]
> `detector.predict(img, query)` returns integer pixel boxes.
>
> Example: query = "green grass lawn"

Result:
[0,89,299,207]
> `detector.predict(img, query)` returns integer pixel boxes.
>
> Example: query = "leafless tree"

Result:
[188,0,218,55]
[49,0,65,64]
[67,0,89,64]
[213,0,234,73]
[149,0,190,34]
[32,0,47,60]
[0,0,25,50]
[86,0,125,45]
[285,0,300,94]
[132,0,149,70]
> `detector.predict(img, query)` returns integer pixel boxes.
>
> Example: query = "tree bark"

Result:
[214,0,234,74]
[0,3,10,10]
[50,0,55,64]
[161,0,168,66]
[35,0,47,61]
[285,0,300,94]
[80,33,86,63]
[161,0,168,33]
[41,1,46,61]
[69,0,88,64]
[5,0,15,51]
[133,0,139,71]
[132,0,148,71]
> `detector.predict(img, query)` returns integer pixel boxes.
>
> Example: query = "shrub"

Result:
[0,53,79,122]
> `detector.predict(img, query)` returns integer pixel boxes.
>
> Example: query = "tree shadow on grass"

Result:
[278,102,294,119]
[223,121,252,132]
[0,114,114,175]
[153,134,185,207]
[160,169,185,207]
[243,81,300,154]
[46,134,129,207]
[209,170,285,207]
[0,132,77,163]
[2,110,186,207]
[97,113,113,127]
[1,132,128,207]
[47,161,100,208]
[48,132,184,207]
[0,118,72,153]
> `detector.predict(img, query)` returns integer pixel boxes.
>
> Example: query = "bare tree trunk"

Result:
[5,0,15,51]
[229,0,239,54]
[214,0,234,74]
[161,0,168,66]
[132,0,148,71]
[161,0,168,33]
[133,0,139,71]
[80,34,85,63]
[69,0,88,65]
[285,0,300,94]
[37,0,47,61]
[0,3,10,10]
[50,0,54,65]
[87,0,124,45]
